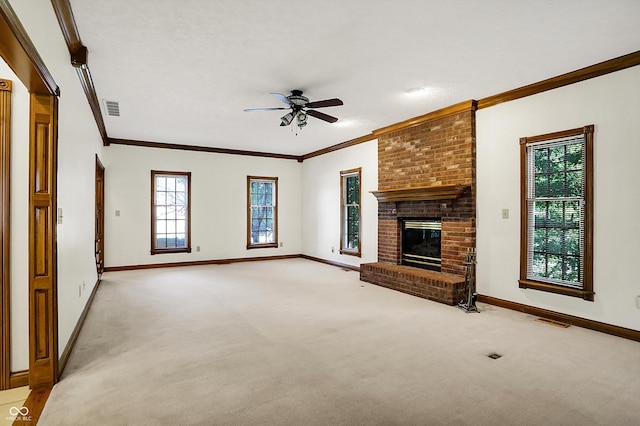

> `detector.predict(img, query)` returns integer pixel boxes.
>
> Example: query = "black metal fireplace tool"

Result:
[458,248,479,313]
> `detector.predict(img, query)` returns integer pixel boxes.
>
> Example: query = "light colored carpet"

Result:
[39,259,640,425]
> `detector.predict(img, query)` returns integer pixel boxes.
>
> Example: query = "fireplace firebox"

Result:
[401,219,442,272]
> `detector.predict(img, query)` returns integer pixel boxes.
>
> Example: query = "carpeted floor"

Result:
[39,259,640,425]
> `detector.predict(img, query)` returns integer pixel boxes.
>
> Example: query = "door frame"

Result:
[1,2,60,389]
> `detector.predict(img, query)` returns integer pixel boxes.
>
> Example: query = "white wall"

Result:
[1,60,30,371]
[301,140,378,267]
[102,145,302,267]
[476,65,640,331]
[9,0,106,358]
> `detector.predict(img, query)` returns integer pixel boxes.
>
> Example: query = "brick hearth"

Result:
[361,263,466,305]
[360,102,476,305]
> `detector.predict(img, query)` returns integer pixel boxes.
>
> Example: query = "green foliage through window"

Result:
[527,137,584,288]
[341,169,361,255]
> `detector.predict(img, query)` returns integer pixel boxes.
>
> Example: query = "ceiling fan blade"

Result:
[270,93,291,105]
[306,98,343,108]
[307,109,339,123]
[244,107,288,112]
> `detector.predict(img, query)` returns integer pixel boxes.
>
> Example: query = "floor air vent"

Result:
[536,318,570,328]
[104,100,120,117]
[487,353,502,360]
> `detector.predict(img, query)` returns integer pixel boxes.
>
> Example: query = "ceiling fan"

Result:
[244,90,343,129]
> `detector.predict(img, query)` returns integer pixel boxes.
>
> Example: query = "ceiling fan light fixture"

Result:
[297,111,308,128]
[280,112,294,126]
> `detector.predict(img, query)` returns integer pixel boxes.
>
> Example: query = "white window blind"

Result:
[526,135,585,289]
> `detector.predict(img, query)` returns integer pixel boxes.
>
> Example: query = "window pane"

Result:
[534,175,548,198]
[176,178,186,192]
[547,228,562,255]
[534,202,547,227]
[156,191,166,205]
[565,229,580,256]
[564,256,580,284]
[565,143,583,170]
[548,173,565,197]
[156,206,166,220]
[167,178,175,191]
[566,171,583,197]
[548,146,565,172]
[533,228,546,252]
[346,175,360,204]
[156,220,166,234]
[166,191,176,205]
[156,177,166,191]
[166,206,176,220]
[534,149,548,173]
[532,253,547,277]
[547,254,563,280]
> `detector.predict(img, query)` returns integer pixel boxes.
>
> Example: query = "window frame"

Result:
[150,170,192,255]
[246,176,278,249]
[519,125,594,301]
[340,167,362,257]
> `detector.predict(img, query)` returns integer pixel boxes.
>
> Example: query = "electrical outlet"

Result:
[331,247,334,253]
[279,242,283,247]
[636,295,640,309]
[79,285,82,297]
[115,210,120,217]
[196,246,200,252]
[82,280,86,290]
[502,208,509,219]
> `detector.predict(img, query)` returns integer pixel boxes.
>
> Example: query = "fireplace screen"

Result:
[401,219,442,271]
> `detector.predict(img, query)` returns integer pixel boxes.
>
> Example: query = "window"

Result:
[340,168,361,256]
[247,176,278,249]
[151,171,191,254]
[519,125,593,300]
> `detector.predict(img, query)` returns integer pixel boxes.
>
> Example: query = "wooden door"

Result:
[95,156,104,279]
[28,93,58,388]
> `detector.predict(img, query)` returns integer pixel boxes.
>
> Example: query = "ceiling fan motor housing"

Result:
[288,90,308,107]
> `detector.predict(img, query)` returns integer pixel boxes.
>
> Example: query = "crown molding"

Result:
[108,138,303,161]
[477,50,640,109]
[301,133,377,161]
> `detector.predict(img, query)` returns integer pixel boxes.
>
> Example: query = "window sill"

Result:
[151,247,192,255]
[518,279,594,301]
[247,243,278,250]
[340,249,361,258]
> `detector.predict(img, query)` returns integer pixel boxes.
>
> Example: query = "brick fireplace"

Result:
[360,101,476,305]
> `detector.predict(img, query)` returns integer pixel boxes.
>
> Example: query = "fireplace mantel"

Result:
[370,184,469,202]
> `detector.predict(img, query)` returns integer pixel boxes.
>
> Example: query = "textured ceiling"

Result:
[69,0,640,156]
